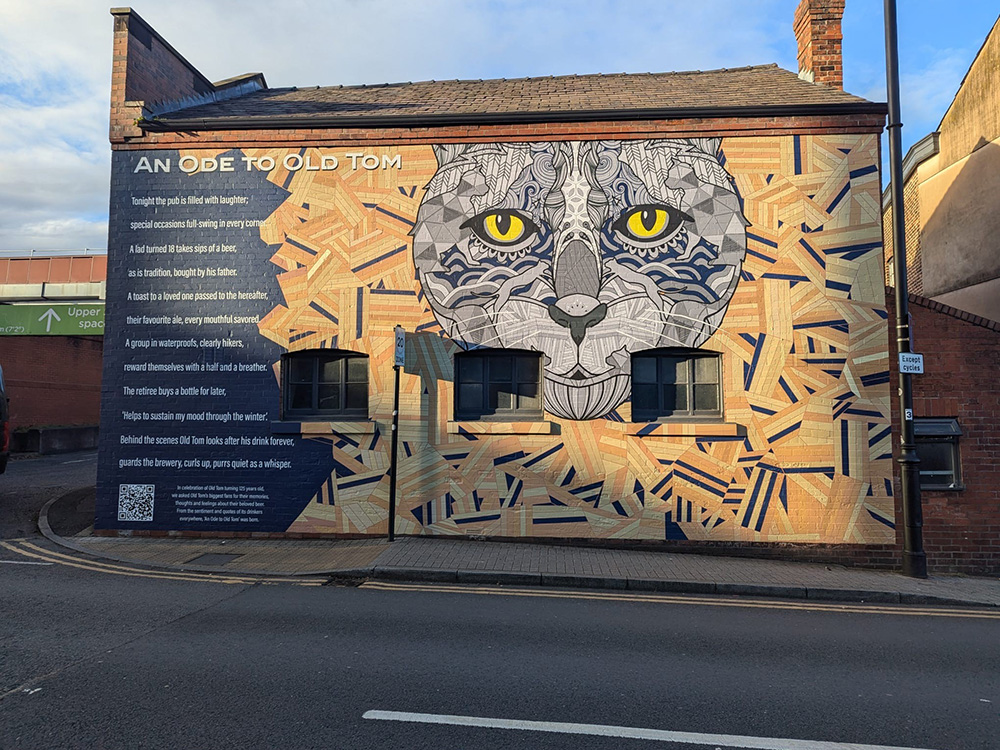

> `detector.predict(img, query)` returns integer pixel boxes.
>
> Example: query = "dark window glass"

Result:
[320,358,342,383]
[289,358,313,383]
[631,350,722,421]
[282,351,368,419]
[455,350,543,420]
[913,418,962,490]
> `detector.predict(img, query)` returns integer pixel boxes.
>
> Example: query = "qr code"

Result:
[118,484,155,522]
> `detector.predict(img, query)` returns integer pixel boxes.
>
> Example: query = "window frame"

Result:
[630,348,723,423]
[454,349,544,422]
[280,349,369,420]
[913,417,964,491]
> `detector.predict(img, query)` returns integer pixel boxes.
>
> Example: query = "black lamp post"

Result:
[883,0,927,578]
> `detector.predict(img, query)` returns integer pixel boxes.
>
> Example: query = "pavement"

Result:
[36,487,1000,608]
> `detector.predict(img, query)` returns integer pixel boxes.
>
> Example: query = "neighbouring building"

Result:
[888,292,1000,575]
[0,250,106,452]
[98,2,909,563]
[882,16,1000,322]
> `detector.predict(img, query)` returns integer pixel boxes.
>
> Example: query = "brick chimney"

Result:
[109,8,266,143]
[793,0,846,89]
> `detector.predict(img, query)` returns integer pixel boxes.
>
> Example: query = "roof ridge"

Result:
[289,63,784,93]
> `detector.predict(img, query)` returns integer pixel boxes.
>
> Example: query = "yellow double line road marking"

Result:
[0,540,324,586]
[362,581,1000,619]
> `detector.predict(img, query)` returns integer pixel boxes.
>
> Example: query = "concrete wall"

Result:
[882,20,1000,321]
[918,138,1000,306]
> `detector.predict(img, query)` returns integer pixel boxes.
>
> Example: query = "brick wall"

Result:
[114,114,886,149]
[1,336,103,432]
[887,290,1000,575]
[110,8,215,142]
[793,0,846,89]
[882,162,925,293]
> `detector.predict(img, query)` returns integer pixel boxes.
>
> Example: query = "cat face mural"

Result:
[411,139,748,420]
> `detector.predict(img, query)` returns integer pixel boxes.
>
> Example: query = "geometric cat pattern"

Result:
[239,134,893,544]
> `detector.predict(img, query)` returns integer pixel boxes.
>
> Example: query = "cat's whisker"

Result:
[451,316,533,340]
[626,318,710,348]
[639,312,720,335]
[636,316,714,338]
[605,330,670,348]
[642,309,723,328]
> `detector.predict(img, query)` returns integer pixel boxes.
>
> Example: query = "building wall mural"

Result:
[99,134,893,544]
[411,139,747,420]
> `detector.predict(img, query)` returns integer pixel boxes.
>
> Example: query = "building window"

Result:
[281,350,368,419]
[455,350,542,421]
[914,418,963,490]
[631,349,722,421]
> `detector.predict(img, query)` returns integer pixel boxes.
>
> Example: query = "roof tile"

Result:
[152,64,879,127]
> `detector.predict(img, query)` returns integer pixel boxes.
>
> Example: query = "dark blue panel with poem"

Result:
[96,150,333,532]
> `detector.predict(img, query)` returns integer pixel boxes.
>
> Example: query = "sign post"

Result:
[388,325,404,541]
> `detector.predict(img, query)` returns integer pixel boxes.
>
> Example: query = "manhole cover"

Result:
[185,553,244,566]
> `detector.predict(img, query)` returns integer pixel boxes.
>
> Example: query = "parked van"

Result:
[0,364,8,473]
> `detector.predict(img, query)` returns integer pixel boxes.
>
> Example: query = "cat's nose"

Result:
[548,296,607,346]
[554,238,600,299]
[552,293,602,318]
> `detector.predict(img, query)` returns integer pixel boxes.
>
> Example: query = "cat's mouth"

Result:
[547,365,619,387]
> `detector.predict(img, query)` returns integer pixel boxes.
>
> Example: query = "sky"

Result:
[0,0,997,253]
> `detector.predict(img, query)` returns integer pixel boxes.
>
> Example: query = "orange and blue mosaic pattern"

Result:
[219,134,892,544]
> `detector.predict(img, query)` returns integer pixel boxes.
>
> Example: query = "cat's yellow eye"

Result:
[461,209,539,249]
[626,209,668,239]
[484,212,526,243]
[612,203,691,246]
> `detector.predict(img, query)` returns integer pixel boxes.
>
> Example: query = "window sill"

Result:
[271,420,378,436]
[626,422,746,438]
[920,483,965,493]
[447,420,560,436]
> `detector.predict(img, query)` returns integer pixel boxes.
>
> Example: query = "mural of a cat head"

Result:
[411,139,748,420]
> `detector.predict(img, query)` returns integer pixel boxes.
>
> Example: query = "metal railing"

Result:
[0,249,107,259]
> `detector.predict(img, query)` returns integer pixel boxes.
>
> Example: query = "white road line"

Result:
[0,560,53,566]
[362,710,939,750]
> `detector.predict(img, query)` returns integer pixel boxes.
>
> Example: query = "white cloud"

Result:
[0,0,976,251]
[0,0,796,252]
[899,49,971,128]
[7,217,109,252]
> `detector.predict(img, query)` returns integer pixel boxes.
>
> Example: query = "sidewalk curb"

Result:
[38,494,367,579]
[362,567,985,607]
[37,494,994,608]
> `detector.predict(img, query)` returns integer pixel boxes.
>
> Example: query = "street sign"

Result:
[394,325,405,368]
[898,352,924,374]
[0,304,105,336]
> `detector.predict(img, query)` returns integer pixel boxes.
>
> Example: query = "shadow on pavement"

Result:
[46,487,96,538]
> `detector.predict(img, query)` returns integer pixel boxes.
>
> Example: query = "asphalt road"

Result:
[0,449,97,539]
[0,542,997,750]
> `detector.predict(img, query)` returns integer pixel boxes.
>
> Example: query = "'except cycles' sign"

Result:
[0,304,105,336]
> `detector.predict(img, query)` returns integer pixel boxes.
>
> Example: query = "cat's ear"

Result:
[433,144,470,168]
[691,138,722,159]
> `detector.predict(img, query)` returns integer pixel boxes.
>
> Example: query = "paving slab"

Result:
[38,493,1000,607]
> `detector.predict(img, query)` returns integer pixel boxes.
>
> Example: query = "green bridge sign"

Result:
[0,303,105,336]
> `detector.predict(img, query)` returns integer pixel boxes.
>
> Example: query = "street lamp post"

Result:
[883,0,927,578]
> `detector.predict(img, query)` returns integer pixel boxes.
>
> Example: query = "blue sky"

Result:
[0,1,997,252]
